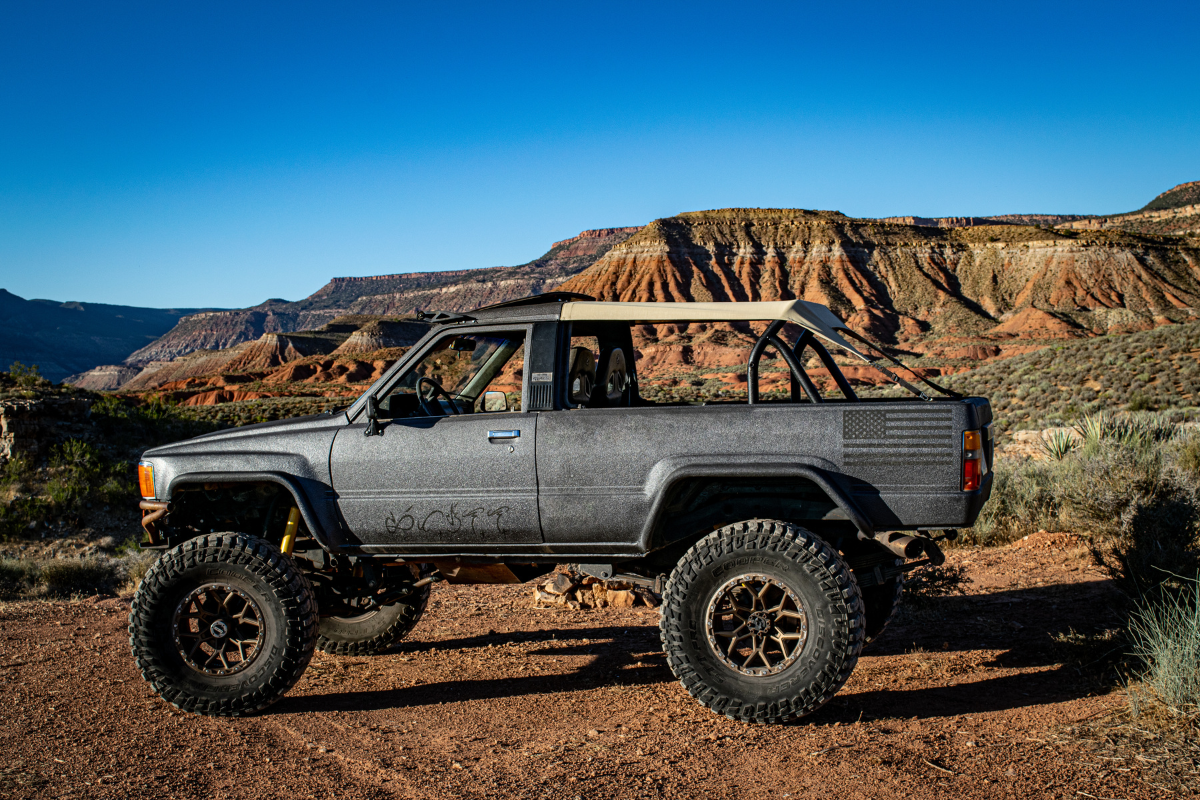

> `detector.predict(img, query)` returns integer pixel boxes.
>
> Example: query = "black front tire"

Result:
[129,533,318,717]
[660,519,865,724]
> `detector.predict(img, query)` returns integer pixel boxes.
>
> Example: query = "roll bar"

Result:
[747,320,859,404]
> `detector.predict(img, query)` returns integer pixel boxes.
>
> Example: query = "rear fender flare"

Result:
[165,471,335,551]
[638,456,873,551]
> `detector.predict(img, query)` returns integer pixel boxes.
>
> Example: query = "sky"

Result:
[1,1,1198,310]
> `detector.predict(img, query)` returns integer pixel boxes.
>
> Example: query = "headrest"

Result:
[568,347,596,405]
[595,347,629,406]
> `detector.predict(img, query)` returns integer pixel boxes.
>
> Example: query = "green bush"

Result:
[0,559,42,600]
[6,361,44,388]
[45,439,102,506]
[1176,431,1200,481]
[40,558,123,597]
[963,460,1059,545]
[1128,576,1200,713]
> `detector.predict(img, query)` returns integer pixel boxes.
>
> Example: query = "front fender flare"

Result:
[165,471,335,551]
[637,456,874,551]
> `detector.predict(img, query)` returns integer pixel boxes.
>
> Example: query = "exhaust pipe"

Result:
[873,531,927,559]
[872,531,947,566]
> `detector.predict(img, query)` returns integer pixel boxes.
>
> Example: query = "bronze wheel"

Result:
[130,533,317,717]
[705,573,808,676]
[660,519,864,723]
[172,584,265,676]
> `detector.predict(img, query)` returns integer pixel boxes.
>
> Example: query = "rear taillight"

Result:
[962,429,987,491]
[138,461,156,499]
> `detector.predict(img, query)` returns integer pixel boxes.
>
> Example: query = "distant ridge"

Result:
[43,180,1200,389]
[1142,180,1200,212]
[119,225,640,366]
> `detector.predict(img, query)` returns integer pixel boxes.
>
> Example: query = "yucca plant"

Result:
[1040,429,1078,461]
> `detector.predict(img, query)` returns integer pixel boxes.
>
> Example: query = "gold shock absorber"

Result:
[280,507,300,555]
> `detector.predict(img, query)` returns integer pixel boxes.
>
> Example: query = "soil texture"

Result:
[0,538,1175,799]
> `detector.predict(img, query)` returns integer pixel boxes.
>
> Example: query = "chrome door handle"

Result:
[488,430,520,441]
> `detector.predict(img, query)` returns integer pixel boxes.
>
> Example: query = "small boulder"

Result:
[544,572,578,596]
[608,590,636,608]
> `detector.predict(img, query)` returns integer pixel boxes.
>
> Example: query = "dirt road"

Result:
[0,538,1166,799]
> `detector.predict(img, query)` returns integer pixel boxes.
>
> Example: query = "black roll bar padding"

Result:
[805,338,859,401]
[747,321,823,404]
[768,333,822,404]
[747,319,786,404]
[788,329,814,402]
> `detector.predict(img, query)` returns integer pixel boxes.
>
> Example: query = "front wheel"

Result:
[128,533,318,717]
[659,519,865,723]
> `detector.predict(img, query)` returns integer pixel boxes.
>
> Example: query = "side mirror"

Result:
[482,391,508,413]
[449,338,477,352]
[364,395,381,437]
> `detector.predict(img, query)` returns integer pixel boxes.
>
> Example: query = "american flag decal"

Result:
[842,409,956,467]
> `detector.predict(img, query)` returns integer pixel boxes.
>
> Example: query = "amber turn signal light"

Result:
[962,429,987,491]
[138,461,156,499]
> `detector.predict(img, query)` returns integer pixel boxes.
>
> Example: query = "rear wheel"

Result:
[129,533,317,716]
[660,519,864,723]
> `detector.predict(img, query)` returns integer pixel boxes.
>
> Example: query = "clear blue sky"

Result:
[1,1,1197,309]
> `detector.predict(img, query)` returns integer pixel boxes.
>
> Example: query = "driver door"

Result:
[329,327,541,552]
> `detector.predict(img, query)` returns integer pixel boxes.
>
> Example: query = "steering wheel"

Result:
[416,377,461,417]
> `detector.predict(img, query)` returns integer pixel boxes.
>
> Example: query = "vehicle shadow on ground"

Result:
[275,578,1120,720]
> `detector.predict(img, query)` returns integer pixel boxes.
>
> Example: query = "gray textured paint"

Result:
[140,298,994,561]
[330,412,541,548]
[142,413,348,548]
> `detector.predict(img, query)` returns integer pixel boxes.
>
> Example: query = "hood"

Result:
[143,410,347,458]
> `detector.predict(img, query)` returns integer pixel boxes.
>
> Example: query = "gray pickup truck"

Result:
[130,292,993,723]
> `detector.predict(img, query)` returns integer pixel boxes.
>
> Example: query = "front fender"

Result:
[165,470,339,550]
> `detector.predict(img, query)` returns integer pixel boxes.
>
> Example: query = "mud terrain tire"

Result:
[860,561,904,644]
[316,583,431,656]
[129,533,317,716]
[660,519,865,723]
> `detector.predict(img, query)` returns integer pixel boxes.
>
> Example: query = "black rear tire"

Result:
[660,519,864,724]
[129,533,317,717]
[316,583,431,656]
[861,562,904,644]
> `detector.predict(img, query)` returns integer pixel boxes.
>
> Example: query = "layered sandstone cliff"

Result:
[558,209,1200,353]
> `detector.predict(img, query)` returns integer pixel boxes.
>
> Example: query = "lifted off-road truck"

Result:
[130,293,993,723]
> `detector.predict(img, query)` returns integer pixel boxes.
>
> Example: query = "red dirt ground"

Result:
[0,538,1171,799]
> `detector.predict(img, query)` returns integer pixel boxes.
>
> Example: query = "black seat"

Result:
[592,347,630,407]
[568,347,596,406]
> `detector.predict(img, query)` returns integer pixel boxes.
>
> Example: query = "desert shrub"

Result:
[1128,392,1154,411]
[903,563,972,608]
[123,551,158,589]
[1128,576,1200,714]
[962,460,1059,545]
[0,559,42,600]
[40,558,123,597]
[45,439,102,506]
[1056,440,1167,535]
[1053,417,1200,602]
[1176,431,1200,481]
[6,361,45,388]
[0,550,157,600]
